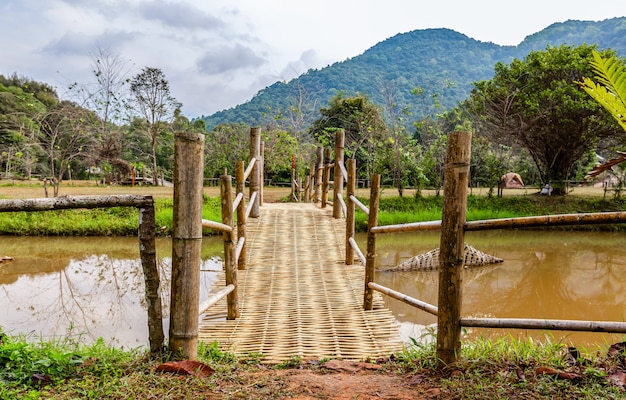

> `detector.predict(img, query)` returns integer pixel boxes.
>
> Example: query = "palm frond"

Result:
[577,51,626,132]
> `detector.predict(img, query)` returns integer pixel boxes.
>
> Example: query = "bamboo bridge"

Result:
[197,203,402,363]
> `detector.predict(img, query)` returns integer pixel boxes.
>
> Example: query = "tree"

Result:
[467,44,622,195]
[130,67,180,185]
[309,94,388,182]
[39,101,98,196]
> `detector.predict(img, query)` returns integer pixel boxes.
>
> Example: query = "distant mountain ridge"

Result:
[201,17,626,131]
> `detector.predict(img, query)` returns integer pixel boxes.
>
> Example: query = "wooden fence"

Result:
[0,195,164,354]
[322,130,626,366]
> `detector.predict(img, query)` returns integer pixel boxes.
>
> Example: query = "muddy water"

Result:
[0,236,224,349]
[373,230,626,349]
[1,231,625,350]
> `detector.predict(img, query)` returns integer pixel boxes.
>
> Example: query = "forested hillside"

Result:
[201,17,626,131]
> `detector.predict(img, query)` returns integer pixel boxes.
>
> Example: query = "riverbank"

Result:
[1,181,625,235]
[1,331,624,399]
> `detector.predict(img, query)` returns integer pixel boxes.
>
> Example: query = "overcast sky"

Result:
[1,0,624,118]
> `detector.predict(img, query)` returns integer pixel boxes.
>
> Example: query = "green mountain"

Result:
[201,17,626,131]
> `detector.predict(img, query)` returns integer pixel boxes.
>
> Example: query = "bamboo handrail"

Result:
[464,211,626,231]
[336,192,347,217]
[350,195,369,215]
[201,219,232,233]
[243,157,257,181]
[232,192,244,211]
[371,220,442,234]
[246,191,258,219]
[338,160,348,182]
[235,236,246,265]
[198,284,235,315]
[460,317,626,333]
[369,282,439,316]
[349,237,366,266]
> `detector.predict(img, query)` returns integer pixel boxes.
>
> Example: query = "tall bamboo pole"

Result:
[314,146,323,203]
[221,172,238,319]
[346,159,356,265]
[249,127,261,218]
[236,161,246,270]
[260,141,265,206]
[364,174,380,310]
[138,202,164,354]
[321,148,331,208]
[436,131,472,366]
[333,130,345,218]
[169,131,205,359]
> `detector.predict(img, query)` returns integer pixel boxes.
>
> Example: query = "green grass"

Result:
[0,196,225,236]
[2,331,624,399]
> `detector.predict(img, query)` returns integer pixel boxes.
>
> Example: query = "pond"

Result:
[1,231,625,351]
[373,230,626,349]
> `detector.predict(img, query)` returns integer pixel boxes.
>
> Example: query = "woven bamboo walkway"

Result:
[198,203,402,363]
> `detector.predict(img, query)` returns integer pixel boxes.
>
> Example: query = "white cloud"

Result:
[0,0,625,117]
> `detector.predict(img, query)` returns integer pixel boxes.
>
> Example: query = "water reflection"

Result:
[373,230,626,349]
[0,236,224,349]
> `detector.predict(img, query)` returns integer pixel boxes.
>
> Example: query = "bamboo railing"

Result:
[0,194,164,355]
[199,128,264,322]
[318,130,626,366]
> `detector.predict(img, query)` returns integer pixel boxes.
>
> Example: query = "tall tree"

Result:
[467,44,622,195]
[130,67,179,185]
[39,101,98,196]
[309,94,388,182]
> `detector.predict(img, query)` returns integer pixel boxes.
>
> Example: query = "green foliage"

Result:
[202,18,626,133]
[578,50,626,132]
[467,44,623,195]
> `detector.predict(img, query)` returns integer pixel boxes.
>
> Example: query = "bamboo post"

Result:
[437,131,472,367]
[314,146,323,203]
[346,159,356,265]
[364,174,380,310]
[260,141,265,206]
[221,172,239,319]
[169,131,205,359]
[306,162,315,203]
[236,161,246,270]
[333,130,345,218]
[249,127,261,218]
[321,148,331,208]
[138,201,164,354]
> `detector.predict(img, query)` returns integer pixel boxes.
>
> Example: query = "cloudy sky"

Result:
[1,0,624,118]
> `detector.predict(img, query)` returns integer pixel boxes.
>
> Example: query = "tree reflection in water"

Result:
[0,236,223,349]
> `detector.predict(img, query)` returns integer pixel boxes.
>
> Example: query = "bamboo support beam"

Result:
[221,173,238,320]
[364,174,380,310]
[236,161,247,271]
[333,130,345,219]
[198,285,235,315]
[437,131,472,366]
[169,131,205,360]
[249,127,261,218]
[138,204,165,354]
[338,161,348,182]
[322,148,331,208]
[346,159,356,265]
[369,282,439,316]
